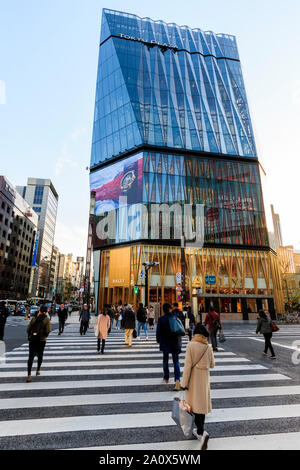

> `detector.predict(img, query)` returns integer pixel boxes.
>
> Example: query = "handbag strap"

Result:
[191,345,209,370]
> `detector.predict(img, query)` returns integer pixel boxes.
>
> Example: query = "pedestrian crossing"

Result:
[0,321,300,450]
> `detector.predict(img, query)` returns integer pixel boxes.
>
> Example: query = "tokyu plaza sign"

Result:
[119,33,178,51]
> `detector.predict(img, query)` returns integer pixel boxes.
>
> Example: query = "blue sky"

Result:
[1,0,300,257]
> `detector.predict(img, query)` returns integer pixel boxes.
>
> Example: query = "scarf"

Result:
[192,334,208,345]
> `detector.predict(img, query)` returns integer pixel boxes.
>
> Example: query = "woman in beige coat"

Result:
[181,323,215,450]
[95,309,111,354]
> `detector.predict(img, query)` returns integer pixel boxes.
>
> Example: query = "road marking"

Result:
[0,374,290,392]
[1,385,300,410]
[0,364,267,378]
[2,404,300,437]
[70,432,300,451]
[0,357,247,369]
[250,337,300,351]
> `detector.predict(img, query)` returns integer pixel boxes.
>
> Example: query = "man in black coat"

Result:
[57,304,68,335]
[79,304,91,336]
[0,301,10,341]
[123,304,136,347]
[156,303,182,391]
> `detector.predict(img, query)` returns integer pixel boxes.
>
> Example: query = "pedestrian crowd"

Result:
[0,296,279,450]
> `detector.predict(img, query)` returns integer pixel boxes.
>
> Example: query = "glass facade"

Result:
[90,9,268,250]
[91,9,257,167]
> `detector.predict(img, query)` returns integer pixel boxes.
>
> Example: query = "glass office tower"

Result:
[90,9,284,319]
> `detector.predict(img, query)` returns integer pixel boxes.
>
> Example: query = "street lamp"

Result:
[142,261,159,308]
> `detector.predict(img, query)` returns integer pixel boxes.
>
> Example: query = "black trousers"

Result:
[80,321,89,335]
[27,341,46,376]
[97,338,106,352]
[59,319,65,334]
[0,323,5,341]
[194,413,205,436]
[263,333,275,356]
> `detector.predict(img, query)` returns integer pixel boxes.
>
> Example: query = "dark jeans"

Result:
[27,341,46,376]
[97,338,106,352]
[263,333,275,356]
[59,319,65,334]
[194,413,205,436]
[80,321,89,335]
[163,352,181,382]
[209,328,218,350]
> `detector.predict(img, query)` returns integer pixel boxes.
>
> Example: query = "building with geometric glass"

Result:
[90,9,284,319]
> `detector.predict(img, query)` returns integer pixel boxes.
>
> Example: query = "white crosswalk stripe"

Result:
[0,321,299,450]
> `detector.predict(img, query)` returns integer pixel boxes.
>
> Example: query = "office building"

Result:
[0,176,38,300]
[89,9,284,319]
[17,178,58,298]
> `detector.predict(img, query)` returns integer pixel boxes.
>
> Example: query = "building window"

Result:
[33,186,44,205]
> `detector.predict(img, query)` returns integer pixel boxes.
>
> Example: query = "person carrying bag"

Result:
[180,324,215,450]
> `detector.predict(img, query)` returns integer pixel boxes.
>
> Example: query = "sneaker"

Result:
[137,336,141,340]
[162,379,169,384]
[173,381,181,392]
[36,370,40,376]
[146,337,149,341]
[192,429,202,441]
[201,431,210,450]
[263,352,268,356]
[271,355,277,359]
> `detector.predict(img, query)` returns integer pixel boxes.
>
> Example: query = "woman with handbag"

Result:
[256,310,276,359]
[95,308,111,354]
[181,324,215,450]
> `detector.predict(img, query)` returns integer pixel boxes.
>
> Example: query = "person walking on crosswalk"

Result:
[57,304,68,336]
[204,307,222,352]
[95,308,111,354]
[136,303,149,341]
[123,304,136,347]
[256,310,276,359]
[0,301,10,341]
[181,323,215,450]
[26,304,51,383]
[79,304,91,336]
[156,303,182,391]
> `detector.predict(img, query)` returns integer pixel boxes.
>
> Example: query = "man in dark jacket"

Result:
[172,302,185,328]
[157,303,182,391]
[204,307,222,352]
[256,310,276,358]
[123,304,136,347]
[57,304,68,335]
[136,303,149,341]
[26,304,51,383]
[0,301,10,341]
[79,304,91,335]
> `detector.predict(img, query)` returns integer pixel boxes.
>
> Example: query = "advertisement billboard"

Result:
[90,153,143,216]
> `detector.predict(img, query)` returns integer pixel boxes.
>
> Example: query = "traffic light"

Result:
[134,286,139,295]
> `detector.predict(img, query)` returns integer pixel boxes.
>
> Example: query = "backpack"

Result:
[28,317,46,342]
[208,312,221,330]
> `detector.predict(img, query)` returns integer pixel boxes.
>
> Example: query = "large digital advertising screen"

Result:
[90,153,144,248]
[90,153,143,216]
